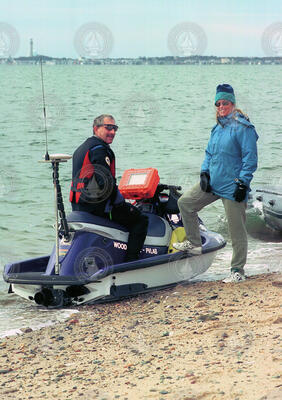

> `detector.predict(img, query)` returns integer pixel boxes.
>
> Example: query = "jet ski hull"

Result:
[5,241,223,307]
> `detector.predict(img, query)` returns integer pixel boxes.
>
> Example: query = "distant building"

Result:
[30,39,33,57]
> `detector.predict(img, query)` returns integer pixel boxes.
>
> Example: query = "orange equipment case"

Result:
[118,168,160,200]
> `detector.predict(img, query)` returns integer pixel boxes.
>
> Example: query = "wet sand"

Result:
[0,273,281,400]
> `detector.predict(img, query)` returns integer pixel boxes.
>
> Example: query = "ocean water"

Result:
[0,64,281,337]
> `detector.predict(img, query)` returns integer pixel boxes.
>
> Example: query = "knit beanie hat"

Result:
[215,84,235,104]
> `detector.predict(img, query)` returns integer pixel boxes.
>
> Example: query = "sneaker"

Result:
[172,240,202,255]
[222,271,246,283]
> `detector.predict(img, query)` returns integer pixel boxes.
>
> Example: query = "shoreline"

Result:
[1,272,281,400]
[0,308,80,340]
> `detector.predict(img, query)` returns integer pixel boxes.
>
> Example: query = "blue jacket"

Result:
[201,112,258,201]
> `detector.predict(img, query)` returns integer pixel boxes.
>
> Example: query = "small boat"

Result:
[247,187,282,233]
[3,155,226,308]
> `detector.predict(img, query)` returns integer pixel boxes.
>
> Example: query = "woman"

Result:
[173,84,259,283]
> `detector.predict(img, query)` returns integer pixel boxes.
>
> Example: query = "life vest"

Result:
[70,136,116,205]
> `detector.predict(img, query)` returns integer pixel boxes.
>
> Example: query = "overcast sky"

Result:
[2,0,282,58]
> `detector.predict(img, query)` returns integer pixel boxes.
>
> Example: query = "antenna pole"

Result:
[53,161,60,274]
[40,58,49,161]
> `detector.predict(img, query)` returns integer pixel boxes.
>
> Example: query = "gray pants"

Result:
[178,184,247,274]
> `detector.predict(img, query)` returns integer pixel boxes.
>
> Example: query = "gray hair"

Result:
[93,114,115,127]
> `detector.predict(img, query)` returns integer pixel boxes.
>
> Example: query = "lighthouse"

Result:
[30,38,33,57]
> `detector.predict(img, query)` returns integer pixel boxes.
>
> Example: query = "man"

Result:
[70,114,148,262]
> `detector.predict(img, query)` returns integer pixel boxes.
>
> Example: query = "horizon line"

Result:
[5,54,282,60]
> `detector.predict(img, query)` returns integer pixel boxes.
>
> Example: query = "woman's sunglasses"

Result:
[215,100,231,107]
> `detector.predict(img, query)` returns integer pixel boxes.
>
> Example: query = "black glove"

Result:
[200,172,212,192]
[233,180,248,202]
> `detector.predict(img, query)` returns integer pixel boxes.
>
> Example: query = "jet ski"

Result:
[247,186,282,233]
[3,155,226,308]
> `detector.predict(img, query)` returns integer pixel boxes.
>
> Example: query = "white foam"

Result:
[0,309,79,338]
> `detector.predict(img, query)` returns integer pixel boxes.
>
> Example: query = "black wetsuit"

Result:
[70,135,148,261]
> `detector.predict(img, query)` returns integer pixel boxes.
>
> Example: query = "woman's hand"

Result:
[233,180,247,202]
[200,172,212,192]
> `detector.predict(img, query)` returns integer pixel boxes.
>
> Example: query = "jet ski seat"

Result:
[67,211,171,240]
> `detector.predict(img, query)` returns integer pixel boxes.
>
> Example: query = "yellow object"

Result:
[168,227,187,253]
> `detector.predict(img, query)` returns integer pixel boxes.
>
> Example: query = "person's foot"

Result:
[172,240,202,255]
[222,271,246,283]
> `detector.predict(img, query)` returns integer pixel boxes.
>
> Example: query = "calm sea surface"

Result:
[0,64,281,336]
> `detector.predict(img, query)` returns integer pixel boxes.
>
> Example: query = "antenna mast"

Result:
[40,58,49,160]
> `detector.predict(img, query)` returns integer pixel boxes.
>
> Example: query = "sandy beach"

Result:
[0,272,281,400]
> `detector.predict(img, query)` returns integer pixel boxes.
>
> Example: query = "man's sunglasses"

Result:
[99,124,119,132]
[215,100,231,107]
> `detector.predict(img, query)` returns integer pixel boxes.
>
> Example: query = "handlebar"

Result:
[156,184,182,192]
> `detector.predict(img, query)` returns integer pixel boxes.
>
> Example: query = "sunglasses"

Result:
[215,100,231,107]
[100,124,118,132]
